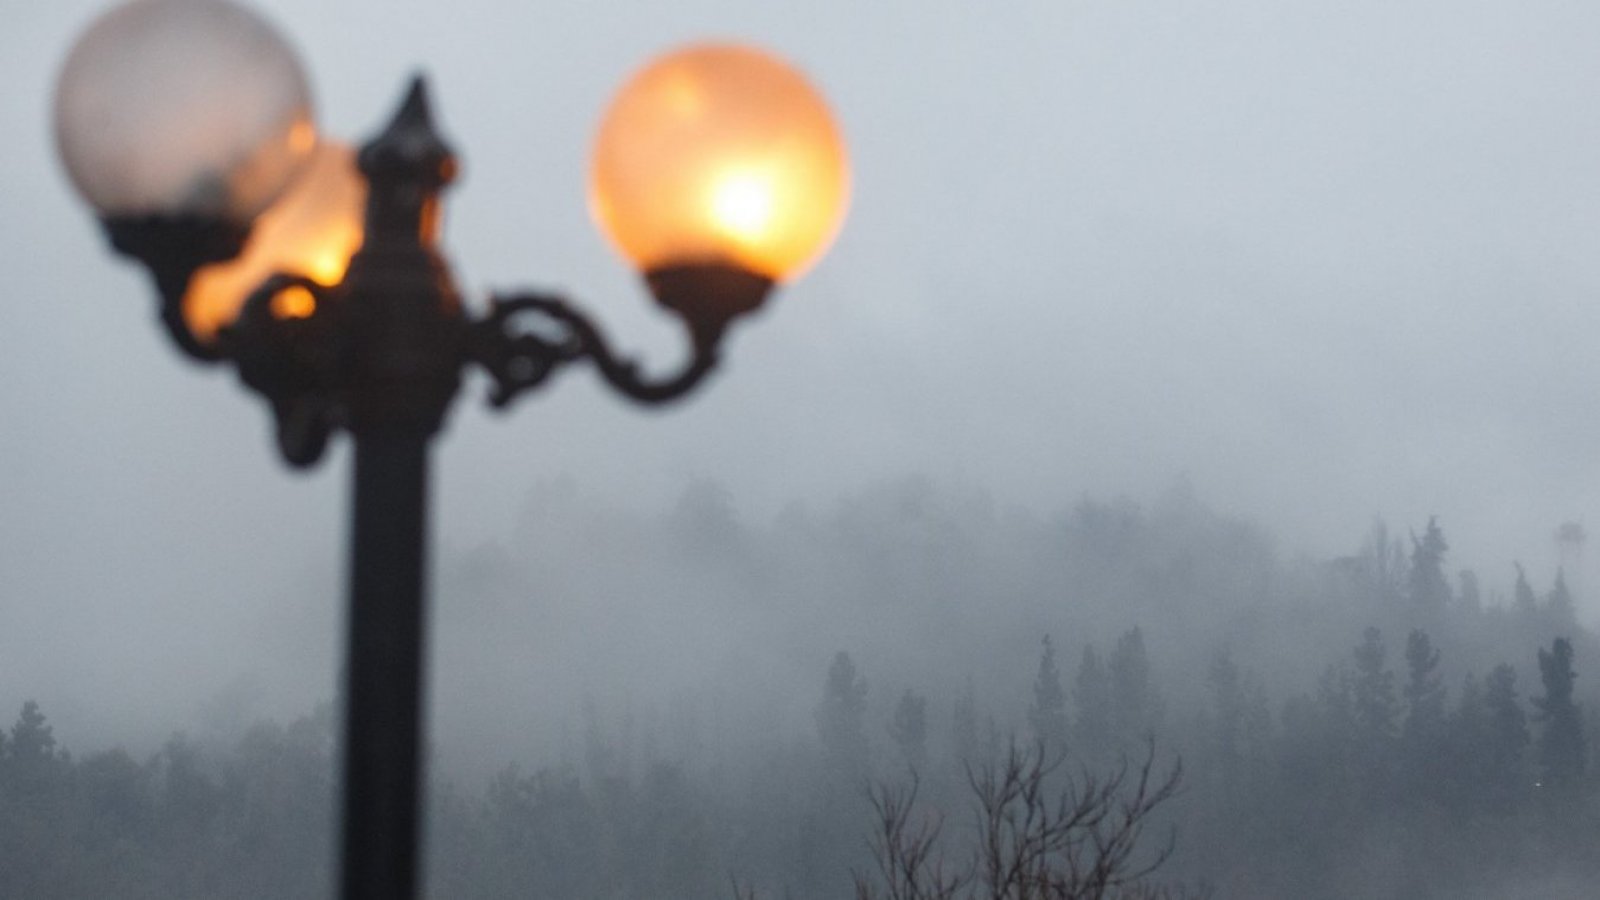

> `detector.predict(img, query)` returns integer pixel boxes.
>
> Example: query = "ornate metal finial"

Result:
[358,74,458,189]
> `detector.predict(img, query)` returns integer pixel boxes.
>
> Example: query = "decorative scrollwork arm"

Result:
[462,292,583,408]
[466,291,722,409]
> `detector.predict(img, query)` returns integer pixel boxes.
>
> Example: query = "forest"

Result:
[1,481,1597,898]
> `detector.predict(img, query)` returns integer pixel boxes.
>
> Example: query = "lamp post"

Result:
[52,1,849,898]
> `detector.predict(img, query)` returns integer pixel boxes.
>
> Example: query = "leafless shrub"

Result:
[852,771,964,900]
[855,739,1205,900]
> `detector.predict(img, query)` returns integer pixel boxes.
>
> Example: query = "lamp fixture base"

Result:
[102,215,251,362]
[645,262,773,348]
[103,214,249,268]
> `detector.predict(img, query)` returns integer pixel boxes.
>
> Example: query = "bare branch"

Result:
[862,738,1198,900]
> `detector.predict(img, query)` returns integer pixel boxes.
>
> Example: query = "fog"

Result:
[6,0,1600,897]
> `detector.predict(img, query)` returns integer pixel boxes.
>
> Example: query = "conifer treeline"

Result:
[2,508,1598,897]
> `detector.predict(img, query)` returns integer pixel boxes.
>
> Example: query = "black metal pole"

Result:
[100,75,768,900]
[341,431,431,900]
[331,79,461,900]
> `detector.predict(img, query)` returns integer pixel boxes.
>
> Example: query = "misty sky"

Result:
[6,0,1600,744]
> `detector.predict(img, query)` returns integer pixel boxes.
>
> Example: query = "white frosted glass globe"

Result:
[54,0,316,224]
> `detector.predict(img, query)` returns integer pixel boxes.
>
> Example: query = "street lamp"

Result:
[52,1,850,898]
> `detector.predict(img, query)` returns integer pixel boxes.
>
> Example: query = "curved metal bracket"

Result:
[465,263,773,409]
[461,291,582,407]
[466,291,721,408]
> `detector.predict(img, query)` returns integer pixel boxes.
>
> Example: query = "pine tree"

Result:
[1074,645,1113,764]
[9,701,57,763]
[1351,627,1398,803]
[1482,663,1530,812]
[1547,569,1576,629]
[1400,630,1447,802]
[888,689,928,771]
[1359,520,1408,604]
[1110,626,1161,745]
[1027,635,1069,753]
[5,701,67,802]
[1444,671,1486,812]
[816,651,869,779]
[1207,649,1244,790]
[1280,665,1357,822]
[1353,628,1398,739]
[1407,518,1451,612]
[1534,638,1585,788]
[1513,563,1538,614]
[1402,630,1446,738]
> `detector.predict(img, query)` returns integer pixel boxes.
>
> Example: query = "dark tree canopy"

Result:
[1482,663,1531,812]
[1408,517,1452,613]
[1534,637,1586,788]
[1110,626,1161,745]
[1402,630,1445,738]
[1514,562,1538,614]
[1028,634,1069,754]
[1074,645,1113,763]
[817,651,869,778]
[1352,627,1398,742]
[1399,630,1447,801]
[1548,569,1576,627]
[888,689,928,772]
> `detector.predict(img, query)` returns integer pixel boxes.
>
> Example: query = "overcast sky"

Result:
[7,0,1600,742]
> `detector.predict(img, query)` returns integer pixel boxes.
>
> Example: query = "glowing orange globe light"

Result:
[590,43,850,283]
[185,142,366,340]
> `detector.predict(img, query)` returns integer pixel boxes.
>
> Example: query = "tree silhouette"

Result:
[1074,646,1112,764]
[1534,637,1585,789]
[1547,569,1576,630]
[891,689,929,772]
[1111,627,1161,746]
[1351,627,1398,803]
[1408,518,1452,614]
[817,651,870,779]
[1352,628,1398,741]
[1481,663,1530,813]
[1029,636,1069,755]
[1399,630,1446,803]
[1513,563,1538,615]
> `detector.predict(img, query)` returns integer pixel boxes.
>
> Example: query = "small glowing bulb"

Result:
[270,285,317,320]
[710,171,775,242]
[305,250,347,286]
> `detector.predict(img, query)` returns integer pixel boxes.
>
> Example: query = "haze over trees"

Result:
[3,479,1599,898]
